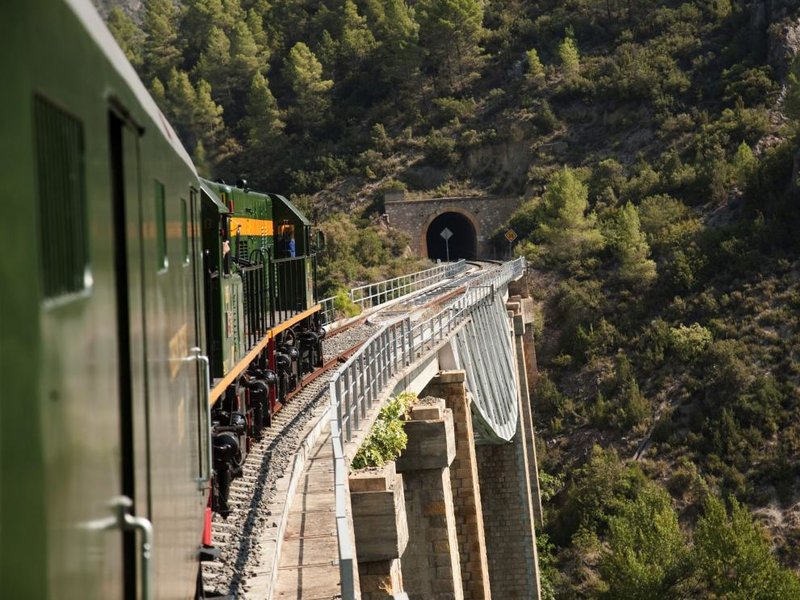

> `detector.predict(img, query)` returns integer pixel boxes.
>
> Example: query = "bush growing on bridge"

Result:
[351,392,417,470]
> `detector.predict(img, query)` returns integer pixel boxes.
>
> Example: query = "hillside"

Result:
[100,1,800,597]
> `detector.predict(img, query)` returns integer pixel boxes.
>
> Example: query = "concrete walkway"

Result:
[273,428,341,600]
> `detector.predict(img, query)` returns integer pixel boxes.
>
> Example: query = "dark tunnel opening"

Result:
[426,212,477,261]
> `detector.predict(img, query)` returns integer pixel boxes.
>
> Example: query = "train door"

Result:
[109,107,153,600]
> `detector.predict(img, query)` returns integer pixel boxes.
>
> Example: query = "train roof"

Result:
[200,179,229,214]
[271,193,311,227]
[66,0,196,174]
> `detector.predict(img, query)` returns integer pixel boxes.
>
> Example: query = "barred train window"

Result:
[34,95,89,300]
[155,180,167,271]
[181,197,189,265]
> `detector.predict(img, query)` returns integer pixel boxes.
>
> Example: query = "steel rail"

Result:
[319,260,468,325]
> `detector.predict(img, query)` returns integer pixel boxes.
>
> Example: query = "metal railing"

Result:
[239,250,269,349]
[319,260,468,324]
[328,257,525,599]
[271,255,308,323]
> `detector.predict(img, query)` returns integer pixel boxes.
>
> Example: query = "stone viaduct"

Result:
[383,191,521,260]
[344,278,544,600]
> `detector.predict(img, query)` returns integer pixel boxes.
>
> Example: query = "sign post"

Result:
[440,227,453,262]
[504,228,517,258]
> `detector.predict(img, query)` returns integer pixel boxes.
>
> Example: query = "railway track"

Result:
[201,262,496,598]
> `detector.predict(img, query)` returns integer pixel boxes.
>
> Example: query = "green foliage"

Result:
[732,141,757,188]
[242,72,284,149]
[351,393,417,470]
[284,42,333,130]
[669,323,713,362]
[786,56,800,120]
[602,203,657,287]
[417,0,485,92]
[599,484,687,599]
[526,48,545,80]
[558,34,580,77]
[107,7,145,69]
[339,0,378,64]
[691,496,800,599]
[317,213,428,297]
[603,352,650,430]
[142,0,182,83]
[333,289,361,318]
[431,96,477,125]
[533,167,604,268]
[555,446,649,545]
[423,132,458,166]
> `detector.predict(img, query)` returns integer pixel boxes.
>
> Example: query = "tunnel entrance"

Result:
[426,212,477,261]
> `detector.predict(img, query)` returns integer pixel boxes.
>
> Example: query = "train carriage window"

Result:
[181,198,189,265]
[34,95,89,300]
[155,181,168,271]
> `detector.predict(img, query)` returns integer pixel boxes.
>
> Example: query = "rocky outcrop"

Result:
[749,0,800,75]
[768,18,800,79]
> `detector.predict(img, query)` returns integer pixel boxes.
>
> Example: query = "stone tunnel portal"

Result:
[426,212,477,261]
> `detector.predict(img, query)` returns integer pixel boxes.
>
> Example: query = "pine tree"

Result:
[732,142,757,188]
[142,0,182,84]
[284,42,333,130]
[196,27,233,106]
[558,33,580,78]
[245,8,270,54]
[787,57,800,119]
[367,0,421,92]
[166,69,198,143]
[150,77,167,107]
[182,0,230,66]
[536,167,604,265]
[230,20,266,113]
[692,496,800,599]
[107,7,145,69]
[242,72,284,148]
[604,203,657,287]
[600,484,686,598]
[526,48,544,81]
[417,0,484,92]
[339,0,377,64]
[194,79,226,151]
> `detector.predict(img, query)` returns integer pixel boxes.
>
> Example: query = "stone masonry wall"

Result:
[384,195,520,259]
[396,401,464,600]
[422,372,491,600]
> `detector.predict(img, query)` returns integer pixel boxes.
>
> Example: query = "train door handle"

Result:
[187,347,213,490]
[82,496,153,600]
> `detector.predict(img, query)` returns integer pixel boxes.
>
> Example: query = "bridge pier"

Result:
[350,463,408,600]
[422,371,491,600]
[396,401,464,600]
[508,295,544,526]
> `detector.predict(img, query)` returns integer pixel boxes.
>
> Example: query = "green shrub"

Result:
[351,392,417,470]
[669,323,713,362]
[423,131,458,166]
[333,289,361,318]
[432,96,477,124]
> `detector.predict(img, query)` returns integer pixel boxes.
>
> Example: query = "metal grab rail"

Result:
[328,257,524,599]
[271,254,308,324]
[238,250,268,350]
[319,260,468,324]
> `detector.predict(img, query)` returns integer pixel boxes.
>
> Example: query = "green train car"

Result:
[200,179,318,380]
[0,0,323,598]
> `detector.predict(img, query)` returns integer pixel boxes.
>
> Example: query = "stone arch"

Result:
[423,208,480,260]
